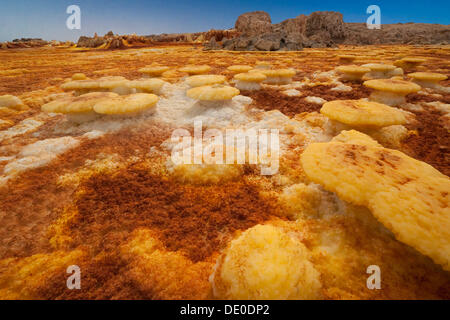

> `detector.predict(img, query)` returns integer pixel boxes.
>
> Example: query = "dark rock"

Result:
[235,11,272,36]
[305,11,346,39]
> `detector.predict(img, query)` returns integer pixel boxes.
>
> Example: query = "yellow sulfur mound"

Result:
[261,69,296,78]
[320,100,407,127]
[93,93,158,115]
[179,65,211,75]
[0,95,28,111]
[185,75,226,88]
[335,65,370,81]
[71,73,87,80]
[187,85,239,101]
[227,65,253,73]
[364,79,421,106]
[234,72,267,83]
[41,92,118,114]
[364,79,421,94]
[61,76,132,95]
[330,129,381,147]
[61,79,103,92]
[408,72,447,82]
[301,132,450,271]
[211,224,322,300]
[138,66,170,77]
[408,72,448,89]
[128,78,166,94]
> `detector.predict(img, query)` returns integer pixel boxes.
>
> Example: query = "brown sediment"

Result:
[37,250,149,299]
[242,85,370,118]
[242,88,322,117]
[69,165,278,263]
[0,123,171,260]
[301,84,371,100]
[407,92,450,104]
[402,107,450,176]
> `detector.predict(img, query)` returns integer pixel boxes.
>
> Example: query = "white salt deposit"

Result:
[0,118,44,142]
[305,96,327,105]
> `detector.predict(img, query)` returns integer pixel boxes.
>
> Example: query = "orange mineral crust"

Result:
[0,44,448,300]
[70,168,278,262]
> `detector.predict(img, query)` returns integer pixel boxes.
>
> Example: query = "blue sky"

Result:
[0,0,449,42]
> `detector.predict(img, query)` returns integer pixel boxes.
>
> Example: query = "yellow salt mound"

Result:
[211,224,322,299]
[320,100,407,127]
[185,75,226,88]
[179,65,211,75]
[128,79,166,94]
[0,95,28,111]
[227,65,253,73]
[301,131,450,271]
[93,93,158,115]
[187,85,239,101]
[42,92,118,114]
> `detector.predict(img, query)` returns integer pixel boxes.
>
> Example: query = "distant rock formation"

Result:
[344,22,450,45]
[76,32,151,49]
[205,10,450,51]
[235,11,272,36]
[6,10,447,51]
[0,38,74,49]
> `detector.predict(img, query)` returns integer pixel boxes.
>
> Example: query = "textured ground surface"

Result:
[0,45,449,299]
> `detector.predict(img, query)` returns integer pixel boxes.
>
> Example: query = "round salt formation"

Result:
[361,63,400,79]
[338,55,357,64]
[128,78,167,94]
[171,163,244,185]
[61,76,133,96]
[233,72,267,91]
[179,65,211,75]
[321,100,407,128]
[408,72,448,89]
[71,73,87,80]
[394,57,427,70]
[210,224,322,300]
[98,77,134,95]
[187,84,239,106]
[61,79,101,95]
[185,75,226,88]
[335,65,370,82]
[301,131,450,271]
[93,93,158,116]
[0,95,28,111]
[254,61,271,70]
[41,92,118,123]
[261,69,296,85]
[138,66,170,78]
[227,65,253,74]
[364,79,421,106]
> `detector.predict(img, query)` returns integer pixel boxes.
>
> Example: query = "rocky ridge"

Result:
[206,11,450,51]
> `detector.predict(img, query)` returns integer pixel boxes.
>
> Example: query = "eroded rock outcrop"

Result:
[235,11,272,36]
[206,10,450,51]
[0,38,73,49]
[69,10,450,51]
